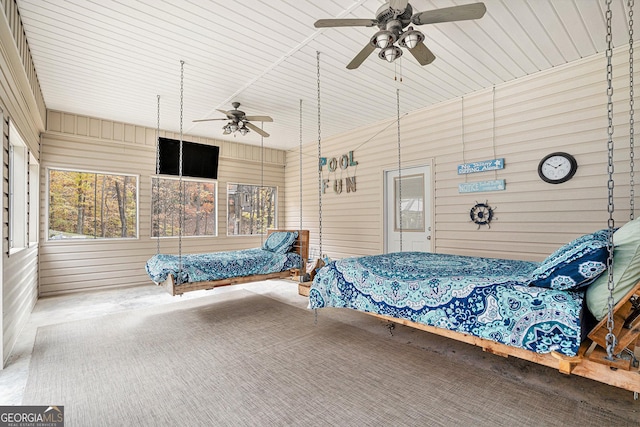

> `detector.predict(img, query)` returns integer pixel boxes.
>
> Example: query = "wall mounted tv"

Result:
[158,137,219,180]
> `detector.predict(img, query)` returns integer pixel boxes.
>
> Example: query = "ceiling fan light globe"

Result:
[239,128,249,136]
[371,30,396,49]
[223,126,231,135]
[398,29,424,49]
[229,123,238,132]
[379,46,402,62]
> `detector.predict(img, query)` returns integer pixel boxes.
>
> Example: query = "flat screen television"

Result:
[158,137,219,180]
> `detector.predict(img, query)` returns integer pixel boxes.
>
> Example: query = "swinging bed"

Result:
[145,62,309,296]
[308,3,640,397]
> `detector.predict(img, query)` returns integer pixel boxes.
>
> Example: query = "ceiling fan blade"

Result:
[244,115,273,123]
[411,2,486,26]
[192,118,228,122]
[389,0,409,12]
[245,121,270,138]
[216,109,234,118]
[314,19,377,28]
[346,43,376,70]
[408,42,436,66]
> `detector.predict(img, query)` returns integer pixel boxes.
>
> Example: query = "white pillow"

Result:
[586,218,640,320]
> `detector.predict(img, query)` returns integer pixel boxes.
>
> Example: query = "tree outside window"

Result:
[152,177,217,237]
[48,169,138,240]
[227,183,276,235]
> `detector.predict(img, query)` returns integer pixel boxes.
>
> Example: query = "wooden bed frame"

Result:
[159,229,309,296]
[366,280,640,395]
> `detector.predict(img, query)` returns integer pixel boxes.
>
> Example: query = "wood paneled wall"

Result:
[39,111,287,295]
[1,0,44,367]
[284,45,637,262]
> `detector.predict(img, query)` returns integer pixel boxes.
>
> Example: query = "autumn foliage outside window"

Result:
[48,169,138,240]
[152,177,217,237]
[227,183,276,236]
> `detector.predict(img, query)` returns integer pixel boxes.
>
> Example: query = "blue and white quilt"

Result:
[309,252,585,356]
[146,248,302,284]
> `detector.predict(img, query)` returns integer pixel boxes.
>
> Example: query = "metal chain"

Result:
[300,98,303,232]
[317,51,323,259]
[397,88,403,252]
[299,99,304,280]
[155,94,161,255]
[178,60,185,285]
[630,0,636,220]
[605,0,617,360]
[461,97,467,183]
[492,86,498,180]
[260,127,264,246]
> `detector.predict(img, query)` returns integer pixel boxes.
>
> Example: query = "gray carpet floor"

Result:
[23,290,637,427]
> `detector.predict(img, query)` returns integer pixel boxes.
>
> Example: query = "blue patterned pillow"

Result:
[262,231,298,254]
[528,229,610,291]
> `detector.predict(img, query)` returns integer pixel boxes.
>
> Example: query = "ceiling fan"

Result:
[193,102,273,137]
[314,1,486,69]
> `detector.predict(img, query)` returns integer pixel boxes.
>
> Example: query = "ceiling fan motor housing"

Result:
[376,3,413,29]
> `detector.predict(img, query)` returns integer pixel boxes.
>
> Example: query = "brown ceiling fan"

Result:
[193,102,273,137]
[314,1,486,69]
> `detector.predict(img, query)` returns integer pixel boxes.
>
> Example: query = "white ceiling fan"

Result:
[193,102,273,137]
[314,1,486,69]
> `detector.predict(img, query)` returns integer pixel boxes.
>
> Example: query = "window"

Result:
[151,177,217,237]
[227,183,277,235]
[394,174,425,232]
[28,153,39,246]
[9,122,28,252]
[48,169,138,240]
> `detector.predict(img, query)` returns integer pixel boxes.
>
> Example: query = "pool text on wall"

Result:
[319,151,358,195]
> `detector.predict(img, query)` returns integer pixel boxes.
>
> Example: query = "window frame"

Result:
[9,121,28,253]
[28,153,39,247]
[150,175,218,239]
[226,182,278,237]
[46,166,140,242]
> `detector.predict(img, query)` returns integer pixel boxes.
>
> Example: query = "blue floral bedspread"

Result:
[309,252,585,356]
[146,248,302,284]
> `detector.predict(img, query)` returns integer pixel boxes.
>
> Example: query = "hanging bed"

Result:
[146,229,309,296]
[309,222,640,394]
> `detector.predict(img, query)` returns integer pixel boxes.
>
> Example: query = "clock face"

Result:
[538,152,577,184]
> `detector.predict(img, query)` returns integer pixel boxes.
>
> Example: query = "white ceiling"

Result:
[15,0,634,150]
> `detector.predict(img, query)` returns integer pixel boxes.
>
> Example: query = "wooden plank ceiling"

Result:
[15,0,633,149]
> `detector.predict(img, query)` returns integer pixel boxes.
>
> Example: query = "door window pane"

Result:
[394,174,425,232]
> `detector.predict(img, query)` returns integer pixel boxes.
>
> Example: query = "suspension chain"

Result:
[299,99,304,279]
[630,0,636,220]
[178,60,185,285]
[300,98,303,233]
[260,128,264,246]
[396,88,403,252]
[317,51,323,259]
[155,95,161,255]
[605,0,617,360]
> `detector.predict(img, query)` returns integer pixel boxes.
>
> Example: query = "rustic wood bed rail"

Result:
[161,229,309,296]
[368,280,640,395]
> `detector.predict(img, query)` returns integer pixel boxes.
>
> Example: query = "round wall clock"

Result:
[538,152,578,184]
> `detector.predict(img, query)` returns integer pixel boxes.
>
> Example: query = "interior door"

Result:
[384,165,432,253]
